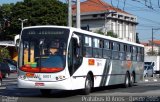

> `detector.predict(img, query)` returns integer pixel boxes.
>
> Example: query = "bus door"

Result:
[68,34,82,76]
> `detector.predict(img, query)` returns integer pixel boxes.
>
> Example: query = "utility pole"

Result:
[151,28,160,55]
[18,18,28,29]
[76,0,80,28]
[68,0,72,27]
[152,28,153,55]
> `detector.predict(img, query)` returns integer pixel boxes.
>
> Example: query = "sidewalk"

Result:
[143,74,160,82]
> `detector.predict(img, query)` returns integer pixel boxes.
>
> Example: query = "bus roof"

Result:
[23,25,144,47]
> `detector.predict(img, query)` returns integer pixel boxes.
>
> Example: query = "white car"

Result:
[8,64,17,73]
[143,65,153,77]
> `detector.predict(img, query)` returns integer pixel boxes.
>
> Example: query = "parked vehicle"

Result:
[144,56,160,74]
[3,59,17,67]
[3,59,17,73]
[0,70,2,86]
[0,62,10,78]
[143,65,154,77]
[8,63,17,73]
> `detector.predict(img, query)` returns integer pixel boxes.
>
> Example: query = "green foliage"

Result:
[0,47,10,62]
[0,0,67,40]
[94,30,118,38]
[0,4,14,40]
[107,31,118,38]
[94,29,104,35]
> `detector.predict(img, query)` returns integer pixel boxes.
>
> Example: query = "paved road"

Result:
[1,74,160,102]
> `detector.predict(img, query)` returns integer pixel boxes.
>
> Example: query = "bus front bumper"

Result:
[17,78,72,90]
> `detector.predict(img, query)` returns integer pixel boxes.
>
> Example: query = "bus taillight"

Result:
[41,68,63,73]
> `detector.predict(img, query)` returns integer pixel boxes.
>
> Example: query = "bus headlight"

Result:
[18,75,26,80]
[56,75,66,81]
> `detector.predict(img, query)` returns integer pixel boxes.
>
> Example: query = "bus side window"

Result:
[83,36,92,57]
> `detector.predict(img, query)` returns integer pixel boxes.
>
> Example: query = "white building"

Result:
[141,40,160,55]
[72,0,138,42]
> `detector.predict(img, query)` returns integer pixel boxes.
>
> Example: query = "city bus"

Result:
[16,25,144,95]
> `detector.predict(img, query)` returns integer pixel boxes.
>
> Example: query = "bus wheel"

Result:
[82,75,92,95]
[124,72,130,88]
[129,74,134,87]
[40,89,51,96]
[0,80,2,86]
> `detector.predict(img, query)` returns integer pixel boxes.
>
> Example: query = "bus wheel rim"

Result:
[126,76,129,86]
[0,80,2,86]
[86,78,90,89]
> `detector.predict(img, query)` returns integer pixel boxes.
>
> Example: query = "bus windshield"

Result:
[19,27,70,73]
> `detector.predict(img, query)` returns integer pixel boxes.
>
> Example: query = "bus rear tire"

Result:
[124,72,130,88]
[82,75,93,95]
[40,89,51,96]
[129,74,134,87]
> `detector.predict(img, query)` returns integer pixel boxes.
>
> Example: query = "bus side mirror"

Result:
[15,40,20,50]
[14,35,20,50]
[72,33,80,47]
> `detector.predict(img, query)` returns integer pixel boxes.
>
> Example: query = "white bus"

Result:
[17,25,144,95]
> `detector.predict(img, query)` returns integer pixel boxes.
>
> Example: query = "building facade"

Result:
[141,40,160,55]
[72,0,138,42]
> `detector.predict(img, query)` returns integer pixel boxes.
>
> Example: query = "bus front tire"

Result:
[40,89,51,96]
[82,75,93,95]
[0,80,2,86]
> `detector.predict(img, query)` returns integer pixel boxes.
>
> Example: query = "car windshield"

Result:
[19,27,69,72]
[3,59,17,66]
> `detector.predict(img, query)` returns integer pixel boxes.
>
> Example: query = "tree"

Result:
[0,47,10,62]
[0,0,68,40]
[0,4,14,40]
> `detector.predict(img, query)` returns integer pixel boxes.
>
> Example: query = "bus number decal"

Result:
[43,75,51,79]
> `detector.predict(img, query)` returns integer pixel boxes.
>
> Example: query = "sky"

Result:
[0,0,22,4]
[104,0,160,43]
[1,0,160,42]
